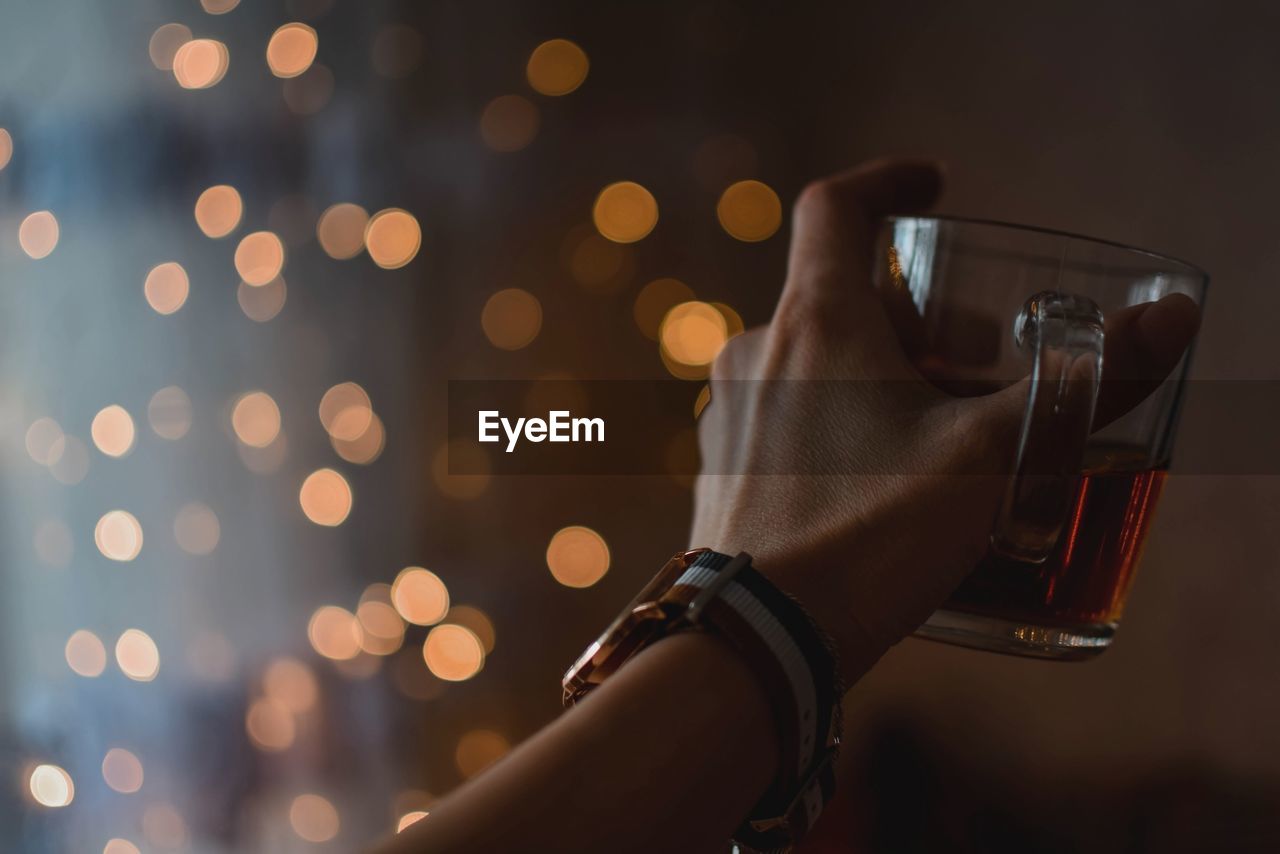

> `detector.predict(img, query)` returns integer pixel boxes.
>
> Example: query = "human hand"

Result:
[690,158,1200,681]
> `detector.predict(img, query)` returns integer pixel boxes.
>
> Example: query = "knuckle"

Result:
[793,178,841,222]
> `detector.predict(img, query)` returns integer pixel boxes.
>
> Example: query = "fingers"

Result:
[783,157,944,308]
[1092,293,1201,428]
[964,293,1202,471]
[771,158,944,380]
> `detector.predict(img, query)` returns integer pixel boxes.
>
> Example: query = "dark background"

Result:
[1,0,1277,851]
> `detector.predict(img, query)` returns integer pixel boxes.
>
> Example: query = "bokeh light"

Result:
[115,629,161,682]
[174,502,220,555]
[319,383,372,439]
[0,128,12,171]
[29,764,74,808]
[142,803,187,849]
[308,605,363,660]
[455,729,511,778]
[102,748,144,794]
[234,231,285,285]
[290,794,340,842]
[391,567,449,626]
[91,405,136,457]
[634,277,695,340]
[445,605,496,654]
[267,23,319,78]
[331,411,384,464]
[431,440,491,500]
[143,262,190,315]
[263,656,318,713]
[481,288,542,350]
[48,435,90,485]
[34,518,74,568]
[423,624,484,682]
[316,203,369,260]
[564,226,634,293]
[173,39,230,89]
[479,95,540,153]
[148,23,193,71]
[245,697,296,751]
[25,417,63,466]
[65,630,107,677]
[365,208,422,269]
[103,840,141,854]
[299,468,353,526]
[194,185,243,238]
[592,182,658,243]
[238,276,287,322]
[357,599,405,656]
[231,391,282,448]
[660,301,729,368]
[201,0,240,14]
[148,386,193,440]
[238,430,288,474]
[282,63,334,114]
[526,38,589,95]
[717,179,783,241]
[546,525,610,588]
[95,510,144,562]
[19,211,59,259]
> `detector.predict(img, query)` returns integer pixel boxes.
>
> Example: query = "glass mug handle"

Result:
[990,291,1105,563]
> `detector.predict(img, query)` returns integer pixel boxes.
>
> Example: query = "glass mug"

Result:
[872,216,1208,658]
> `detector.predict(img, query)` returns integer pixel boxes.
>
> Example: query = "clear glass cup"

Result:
[873,216,1208,658]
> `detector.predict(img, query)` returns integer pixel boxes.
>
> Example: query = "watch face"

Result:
[561,550,705,702]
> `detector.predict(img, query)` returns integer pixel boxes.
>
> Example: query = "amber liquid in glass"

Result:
[946,446,1166,627]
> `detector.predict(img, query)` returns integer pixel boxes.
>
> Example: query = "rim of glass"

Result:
[883,214,1210,284]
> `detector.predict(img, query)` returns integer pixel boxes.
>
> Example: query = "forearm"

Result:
[371,632,779,854]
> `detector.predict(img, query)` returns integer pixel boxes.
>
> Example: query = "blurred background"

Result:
[1,1,1278,852]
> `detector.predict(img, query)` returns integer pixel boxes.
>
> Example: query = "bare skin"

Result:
[371,159,1199,854]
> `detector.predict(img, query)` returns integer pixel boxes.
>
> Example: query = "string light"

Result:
[28,765,74,808]
[290,794,340,843]
[422,624,484,681]
[95,511,144,562]
[91,405,136,457]
[479,95,539,152]
[115,629,161,682]
[194,185,243,238]
[481,288,542,350]
[454,730,510,778]
[267,23,319,78]
[173,39,229,89]
[716,180,783,241]
[231,391,282,448]
[238,276,287,322]
[18,211,59,259]
[526,39,589,95]
[391,567,449,626]
[148,24,193,71]
[365,208,422,269]
[101,748,144,794]
[143,262,190,315]
[173,502,220,555]
[147,386,192,439]
[65,630,107,677]
[546,526,610,588]
[234,231,286,286]
[316,203,369,260]
[592,182,658,243]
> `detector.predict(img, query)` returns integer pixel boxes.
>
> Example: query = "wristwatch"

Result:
[563,548,843,853]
